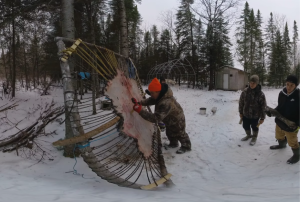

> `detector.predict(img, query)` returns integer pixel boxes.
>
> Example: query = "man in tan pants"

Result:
[275,125,299,149]
[268,75,300,164]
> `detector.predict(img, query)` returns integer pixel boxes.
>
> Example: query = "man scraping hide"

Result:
[132,78,192,154]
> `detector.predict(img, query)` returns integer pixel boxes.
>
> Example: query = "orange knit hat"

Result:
[148,78,162,91]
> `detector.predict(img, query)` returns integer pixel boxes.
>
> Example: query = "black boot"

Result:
[249,131,258,146]
[176,146,191,154]
[241,130,252,141]
[164,143,179,150]
[270,137,287,150]
[287,148,300,164]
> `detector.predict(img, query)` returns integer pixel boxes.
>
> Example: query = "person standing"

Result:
[239,75,267,145]
[132,78,191,154]
[268,75,300,164]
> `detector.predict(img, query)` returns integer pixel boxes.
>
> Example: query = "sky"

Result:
[137,0,300,68]
[137,0,300,31]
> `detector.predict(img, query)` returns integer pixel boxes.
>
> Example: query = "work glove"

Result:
[132,98,142,113]
[131,98,138,104]
[293,126,300,133]
[266,111,271,117]
[133,103,142,113]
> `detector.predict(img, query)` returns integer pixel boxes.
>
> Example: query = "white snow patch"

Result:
[0,86,299,202]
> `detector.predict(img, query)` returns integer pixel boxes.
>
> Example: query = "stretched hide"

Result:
[106,70,154,158]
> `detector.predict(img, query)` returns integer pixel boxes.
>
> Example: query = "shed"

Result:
[215,66,248,91]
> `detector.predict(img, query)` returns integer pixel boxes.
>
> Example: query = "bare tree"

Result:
[193,0,241,26]
[159,10,178,47]
[192,0,241,90]
[273,13,287,32]
[60,0,84,157]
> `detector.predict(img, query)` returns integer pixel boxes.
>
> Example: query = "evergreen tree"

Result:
[269,30,286,86]
[292,21,299,71]
[159,29,172,62]
[175,0,196,58]
[265,12,276,74]
[253,10,266,84]
[235,2,251,73]
[282,22,292,76]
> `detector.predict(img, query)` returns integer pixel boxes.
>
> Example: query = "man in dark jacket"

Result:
[268,75,300,164]
[132,78,191,154]
[239,75,267,145]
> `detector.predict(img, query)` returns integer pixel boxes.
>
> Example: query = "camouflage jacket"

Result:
[239,84,266,119]
[139,84,186,131]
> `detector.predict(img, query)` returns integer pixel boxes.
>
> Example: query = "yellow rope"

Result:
[80,42,113,76]
[76,47,108,80]
[95,46,116,74]
[78,42,119,78]
[107,49,118,68]
[60,39,82,62]
[106,49,118,69]
[92,48,114,75]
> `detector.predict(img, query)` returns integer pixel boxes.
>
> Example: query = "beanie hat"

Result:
[148,78,162,91]
[250,75,259,84]
[286,75,298,86]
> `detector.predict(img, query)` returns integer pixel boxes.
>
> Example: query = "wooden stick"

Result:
[55,37,124,58]
[52,116,120,147]
[140,173,172,190]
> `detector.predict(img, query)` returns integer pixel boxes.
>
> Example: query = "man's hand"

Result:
[240,114,243,119]
[133,103,142,113]
[131,98,138,104]
[294,127,300,133]
[259,119,264,125]
[145,89,150,95]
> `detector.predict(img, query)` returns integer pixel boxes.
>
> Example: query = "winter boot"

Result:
[270,137,287,150]
[241,130,252,141]
[250,131,258,146]
[287,147,300,164]
[176,147,191,154]
[164,143,179,150]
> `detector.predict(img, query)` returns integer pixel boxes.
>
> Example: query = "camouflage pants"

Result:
[166,127,191,149]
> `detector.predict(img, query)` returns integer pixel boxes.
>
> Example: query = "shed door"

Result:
[223,74,229,89]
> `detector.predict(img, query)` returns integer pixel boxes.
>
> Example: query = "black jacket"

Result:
[275,87,300,132]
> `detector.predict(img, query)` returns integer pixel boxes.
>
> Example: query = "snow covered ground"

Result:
[0,86,299,202]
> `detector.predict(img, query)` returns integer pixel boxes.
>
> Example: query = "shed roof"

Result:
[216,66,245,72]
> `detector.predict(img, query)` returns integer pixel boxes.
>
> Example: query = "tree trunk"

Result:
[11,4,16,98]
[61,0,79,157]
[62,0,75,40]
[57,40,84,157]
[118,0,129,57]
[23,47,28,90]
[2,49,8,84]
[188,4,195,89]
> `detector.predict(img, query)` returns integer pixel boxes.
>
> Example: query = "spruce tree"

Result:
[282,22,292,79]
[254,10,266,84]
[292,21,299,71]
[235,2,251,73]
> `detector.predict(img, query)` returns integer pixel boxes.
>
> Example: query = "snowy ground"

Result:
[0,85,299,202]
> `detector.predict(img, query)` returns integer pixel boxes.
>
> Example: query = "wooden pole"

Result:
[53,117,120,147]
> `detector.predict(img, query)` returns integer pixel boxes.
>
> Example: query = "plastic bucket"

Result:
[200,107,206,115]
